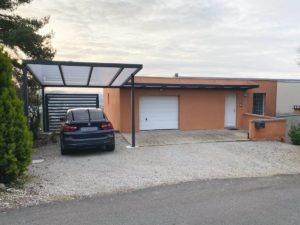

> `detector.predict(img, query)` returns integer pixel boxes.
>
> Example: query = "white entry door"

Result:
[224,94,236,128]
[139,96,179,130]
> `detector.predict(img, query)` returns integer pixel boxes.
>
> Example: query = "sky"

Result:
[17,0,300,79]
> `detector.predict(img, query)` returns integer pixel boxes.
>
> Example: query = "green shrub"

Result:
[0,49,32,184]
[288,124,300,145]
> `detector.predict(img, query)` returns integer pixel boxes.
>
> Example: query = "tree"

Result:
[0,48,32,184]
[0,0,56,138]
[0,0,55,60]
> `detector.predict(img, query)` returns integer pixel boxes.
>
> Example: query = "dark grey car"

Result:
[60,108,115,155]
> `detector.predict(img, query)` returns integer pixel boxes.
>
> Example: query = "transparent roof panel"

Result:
[111,68,138,86]
[28,64,63,85]
[25,61,142,87]
[89,67,120,86]
[62,65,90,86]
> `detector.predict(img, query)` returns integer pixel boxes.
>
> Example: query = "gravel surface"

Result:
[1,133,300,210]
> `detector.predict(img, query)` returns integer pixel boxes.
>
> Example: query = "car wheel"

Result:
[106,144,115,151]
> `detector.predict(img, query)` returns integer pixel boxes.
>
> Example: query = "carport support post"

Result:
[22,64,29,118]
[41,87,46,132]
[131,75,136,147]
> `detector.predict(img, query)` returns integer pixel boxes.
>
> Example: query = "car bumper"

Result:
[62,136,115,149]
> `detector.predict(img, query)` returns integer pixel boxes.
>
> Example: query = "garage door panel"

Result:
[139,96,178,130]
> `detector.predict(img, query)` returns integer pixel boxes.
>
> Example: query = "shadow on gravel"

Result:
[63,146,114,157]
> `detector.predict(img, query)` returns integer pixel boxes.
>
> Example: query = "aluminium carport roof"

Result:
[22,60,143,147]
[23,60,143,87]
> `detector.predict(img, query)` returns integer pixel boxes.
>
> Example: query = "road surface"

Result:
[1,175,300,225]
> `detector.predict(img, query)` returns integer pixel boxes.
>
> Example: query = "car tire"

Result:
[60,140,68,155]
[106,144,115,151]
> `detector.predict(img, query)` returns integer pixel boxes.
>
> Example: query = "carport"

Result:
[21,60,143,147]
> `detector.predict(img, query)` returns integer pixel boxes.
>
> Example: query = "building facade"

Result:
[103,77,277,133]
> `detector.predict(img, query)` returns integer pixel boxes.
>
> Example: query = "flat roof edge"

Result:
[136,75,300,82]
[122,83,259,90]
[23,60,143,69]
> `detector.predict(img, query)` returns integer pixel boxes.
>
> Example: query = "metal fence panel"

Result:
[45,94,99,132]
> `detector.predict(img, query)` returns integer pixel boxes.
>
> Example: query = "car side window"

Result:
[66,112,72,122]
[103,113,107,120]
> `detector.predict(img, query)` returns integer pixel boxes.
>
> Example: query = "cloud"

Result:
[17,0,300,79]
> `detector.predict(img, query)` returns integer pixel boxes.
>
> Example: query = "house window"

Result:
[253,93,265,115]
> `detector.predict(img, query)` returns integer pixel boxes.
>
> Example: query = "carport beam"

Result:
[131,75,136,147]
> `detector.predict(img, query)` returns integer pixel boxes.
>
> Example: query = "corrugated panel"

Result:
[45,94,99,132]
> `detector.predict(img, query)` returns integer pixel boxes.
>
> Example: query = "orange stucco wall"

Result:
[246,80,277,117]
[104,77,277,133]
[242,113,275,130]
[248,119,286,141]
[103,88,121,131]
[119,88,245,132]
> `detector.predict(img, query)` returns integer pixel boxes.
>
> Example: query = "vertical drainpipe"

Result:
[22,64,29,119]
[131,75,135,147]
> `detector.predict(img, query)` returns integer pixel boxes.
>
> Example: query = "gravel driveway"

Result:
[1,134,300,209]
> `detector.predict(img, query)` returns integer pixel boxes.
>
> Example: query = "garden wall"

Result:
[244,113,286,141]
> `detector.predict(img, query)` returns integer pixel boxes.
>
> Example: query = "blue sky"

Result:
[18,0,300,79]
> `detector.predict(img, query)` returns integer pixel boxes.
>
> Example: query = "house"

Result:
[21,59,292,142]
[103,76,277,133]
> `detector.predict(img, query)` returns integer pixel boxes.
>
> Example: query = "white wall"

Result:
[276,81,300,115]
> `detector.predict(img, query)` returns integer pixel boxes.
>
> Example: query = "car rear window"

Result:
[72,110,89,122]
[71,109,105,122]
[89,110,105,121]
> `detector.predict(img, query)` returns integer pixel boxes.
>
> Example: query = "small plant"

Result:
[49,132,58,143]
[288,124,300,145]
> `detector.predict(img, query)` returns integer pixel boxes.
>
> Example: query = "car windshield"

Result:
[71,109,105,122]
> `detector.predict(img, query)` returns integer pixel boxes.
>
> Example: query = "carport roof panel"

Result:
[24,60,143,87]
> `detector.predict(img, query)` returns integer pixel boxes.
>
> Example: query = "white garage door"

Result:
[139,96,179,130]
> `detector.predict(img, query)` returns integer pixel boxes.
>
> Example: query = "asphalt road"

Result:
[1,175,300,225]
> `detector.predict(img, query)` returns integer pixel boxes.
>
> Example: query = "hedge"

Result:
[0,49,32,184]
